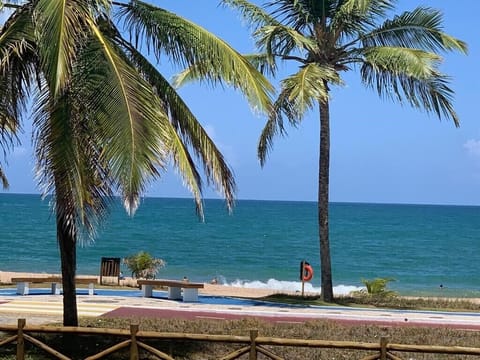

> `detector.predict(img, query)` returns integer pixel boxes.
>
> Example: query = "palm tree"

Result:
[222,0,467,302]
[0,0,273,326]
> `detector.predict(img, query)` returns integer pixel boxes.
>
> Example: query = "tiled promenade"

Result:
[0,293,479,330]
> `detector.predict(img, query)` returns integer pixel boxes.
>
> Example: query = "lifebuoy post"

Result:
[300,260,313,297]
[300,260,307,297]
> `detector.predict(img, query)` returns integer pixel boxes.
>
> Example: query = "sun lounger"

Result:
[11,276,98,296]
[137,279,204,302]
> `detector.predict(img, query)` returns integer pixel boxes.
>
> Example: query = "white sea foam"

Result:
[223,278,364,296]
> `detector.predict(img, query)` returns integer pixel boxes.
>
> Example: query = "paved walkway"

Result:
[0,293,480,330]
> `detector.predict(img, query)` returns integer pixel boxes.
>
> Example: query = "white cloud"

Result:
[464,139,480,157]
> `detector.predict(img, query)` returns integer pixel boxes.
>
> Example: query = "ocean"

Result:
[0,193,479,298]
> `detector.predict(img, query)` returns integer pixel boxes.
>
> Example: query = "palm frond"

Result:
[0,166,8,189]
[266,0,328,31]
[0,3,36,103]
[67,84,115,240]
[258,63,342,165]
[0,4,36,153]
[243,53,278,77]
[282,63,341,114]
[83,20,172,215]
[361,47,459,125]
[115,34,236,213]
[34,0,91,97]
[255,24,317,57]
[33,87,80,236]
[221,0,280,30]
[332,0,395,38]
[258,88,301,166]
[34,86,113,241]
[118,0,274,114]
[362,7,467,54]
[258,115,281,167]
[167,125,204,218]
[361,46,442,79]
[336,0,394,19]
[175,52,278,83]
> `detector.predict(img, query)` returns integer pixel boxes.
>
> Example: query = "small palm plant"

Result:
[361,277,397,297]
[123,251,166,279]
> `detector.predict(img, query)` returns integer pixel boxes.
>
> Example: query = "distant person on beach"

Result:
[210,277,218,284]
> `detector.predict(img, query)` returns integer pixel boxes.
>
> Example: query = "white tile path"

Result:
[0,300,118,317]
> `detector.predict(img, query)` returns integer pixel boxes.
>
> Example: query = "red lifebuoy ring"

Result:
[302,264,314,282]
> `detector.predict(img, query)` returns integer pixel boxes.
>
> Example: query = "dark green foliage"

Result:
[122,251,166,279]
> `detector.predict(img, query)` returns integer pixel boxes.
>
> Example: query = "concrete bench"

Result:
[137,279,204,302]
[11,277,98,296]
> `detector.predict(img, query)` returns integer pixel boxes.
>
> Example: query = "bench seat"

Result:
[11,277,98,296]
[137,279,204,302]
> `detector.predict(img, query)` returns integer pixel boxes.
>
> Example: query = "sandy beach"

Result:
[0,271,280,298]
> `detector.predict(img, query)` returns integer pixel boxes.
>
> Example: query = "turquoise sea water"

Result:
[0,193,479,297]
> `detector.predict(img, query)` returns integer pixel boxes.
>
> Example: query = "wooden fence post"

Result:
[249,329,258,360]
[17,318,26,360]
[130,324,139,360]
[380,336,388,360]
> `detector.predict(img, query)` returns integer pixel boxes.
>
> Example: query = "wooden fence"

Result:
[1,319,480,359]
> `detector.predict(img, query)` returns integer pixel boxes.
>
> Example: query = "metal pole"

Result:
[301,261,305,297]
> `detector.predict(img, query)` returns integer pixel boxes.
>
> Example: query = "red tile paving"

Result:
[103,307,311,323]
[102,307,480,330]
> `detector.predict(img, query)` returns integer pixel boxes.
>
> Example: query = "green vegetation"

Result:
[222,0,467,302]
[355,277,398,297]
[261,293,480,312]
[1,316,479,359]
[362,277,396,296]
[122,251,165,279]
[0,1,272,327]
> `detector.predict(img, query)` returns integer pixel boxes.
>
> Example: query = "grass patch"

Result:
[260,293,480,312]
[1,316,479,359]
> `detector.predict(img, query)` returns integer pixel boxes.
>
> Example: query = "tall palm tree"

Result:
[222,0,467,302]
[0,0,273,326]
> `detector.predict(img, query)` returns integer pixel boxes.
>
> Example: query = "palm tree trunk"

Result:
[55,190,79,327]
[318,98,333,302]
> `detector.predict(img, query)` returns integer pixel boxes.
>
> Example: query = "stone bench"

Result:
[11,277,98,296]
[137,279,204,302]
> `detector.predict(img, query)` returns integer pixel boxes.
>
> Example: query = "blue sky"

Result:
[2,1,480,205]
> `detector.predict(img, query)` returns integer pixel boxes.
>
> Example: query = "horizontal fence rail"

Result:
[0,319,480,359]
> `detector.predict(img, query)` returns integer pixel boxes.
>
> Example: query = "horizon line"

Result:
[1,191,478,208]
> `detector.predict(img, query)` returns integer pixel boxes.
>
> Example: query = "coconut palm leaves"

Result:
[34,0,87,97]
[224,0,466,301]
[0,0,273,326]
[0,5,36,189]
[121,1,272,113]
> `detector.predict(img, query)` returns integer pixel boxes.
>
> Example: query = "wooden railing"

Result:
[1,319,480,359]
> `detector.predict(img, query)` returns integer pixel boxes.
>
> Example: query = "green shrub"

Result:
[353,277,397,298]
[122,251,166,279]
